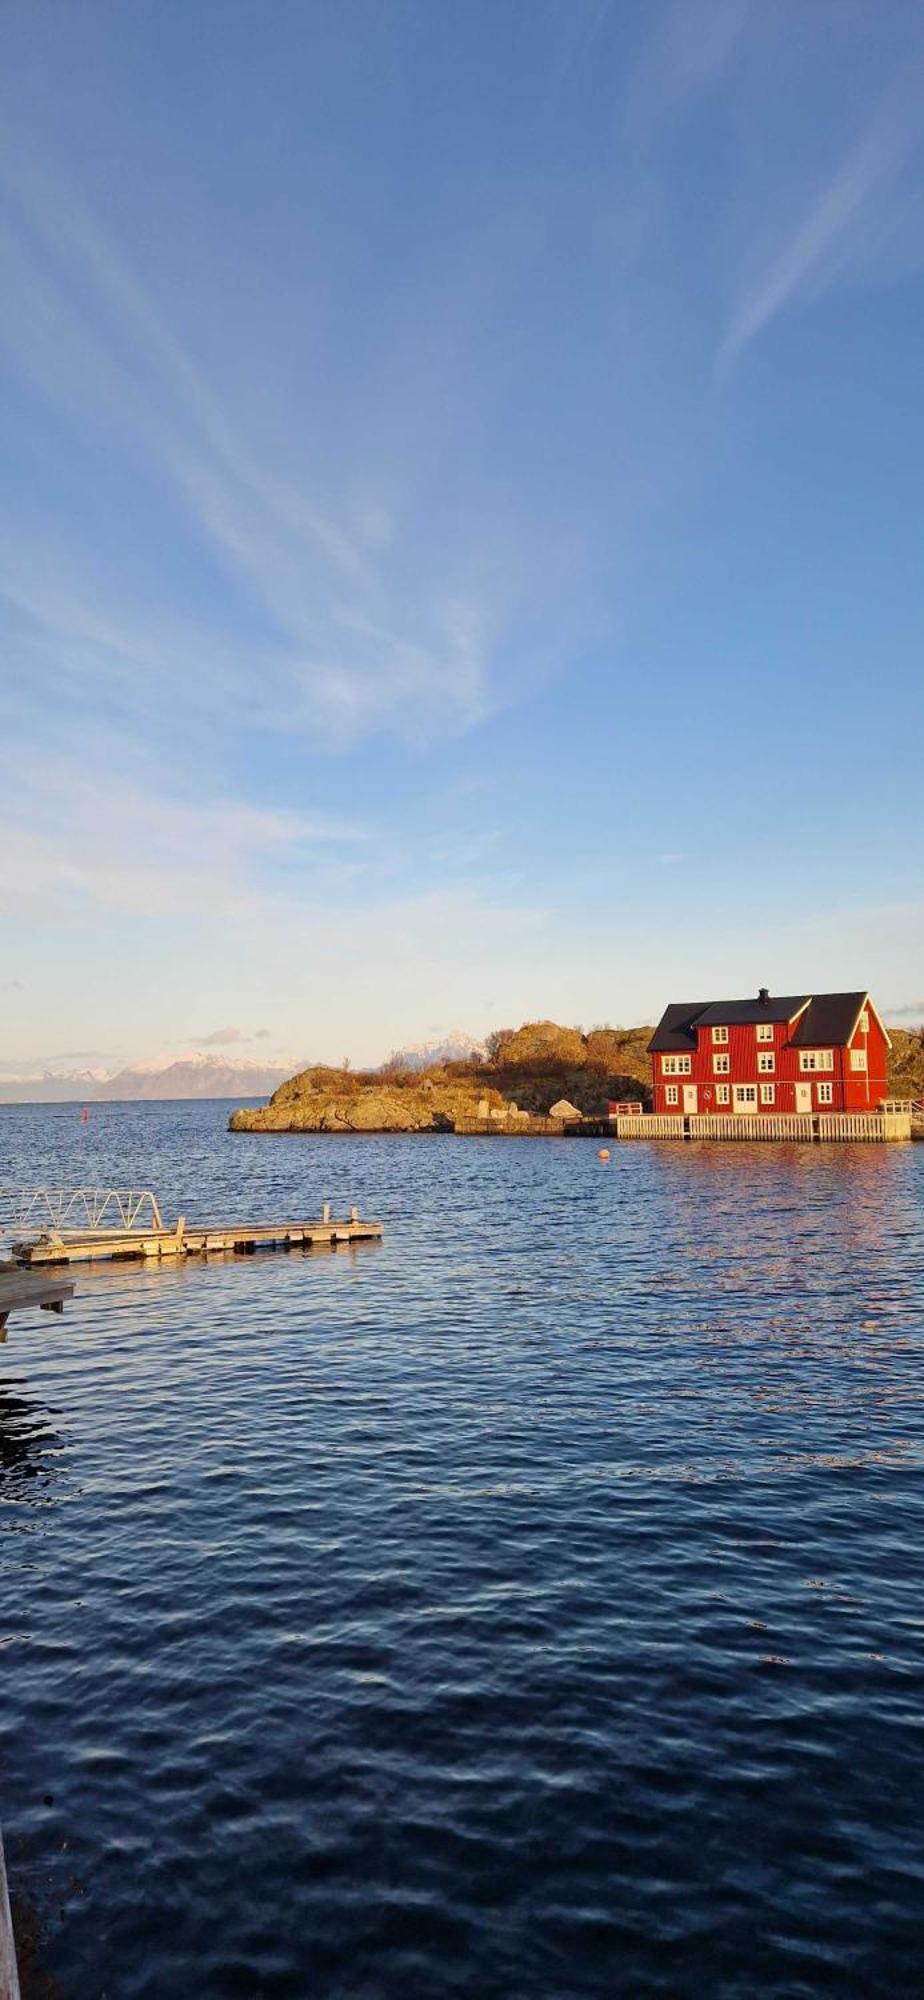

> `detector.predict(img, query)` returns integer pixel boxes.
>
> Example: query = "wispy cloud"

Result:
[0,735,368,921]
[195,1026,251,1046]
[0,147,512,745]
[720,70,924,366]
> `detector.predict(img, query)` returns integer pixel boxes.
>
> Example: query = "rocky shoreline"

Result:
[227,1021,655,1135]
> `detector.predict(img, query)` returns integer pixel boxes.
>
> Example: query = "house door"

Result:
[682,1084,697,1114]
[795,1083,812,1113]
[733,1085,758,1115]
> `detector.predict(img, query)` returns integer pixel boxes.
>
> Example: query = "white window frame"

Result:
[850,1047,867,1072]
[858,1011,869,1035]
[756,1023,774,1044]
[733,1084,758,1109]
[662,1054,691,1076]
[665,1083,679,1106]
[799,1050,834,1073]
[713,1053,730,1075]
[715,1083,730,1106]
[760,1083,775,1105]
[711,1025,729,1045]
[816,1081,833,1105]
[757,1052,775,1074]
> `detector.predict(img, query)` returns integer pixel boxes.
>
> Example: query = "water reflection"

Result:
[0,1378,61,1499]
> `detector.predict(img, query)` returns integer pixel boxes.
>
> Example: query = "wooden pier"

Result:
[9,1199,382,1268]
[0,1268,75,1336]
[607,1109,912,1143]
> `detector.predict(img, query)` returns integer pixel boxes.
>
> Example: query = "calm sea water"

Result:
[2,1103,924,2000]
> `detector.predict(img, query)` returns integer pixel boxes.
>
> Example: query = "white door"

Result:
[733,1085,758,1115]
[795,1083,812,1113]
[682,1084,697,1114]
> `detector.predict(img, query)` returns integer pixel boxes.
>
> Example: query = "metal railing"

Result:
[0,1187,164,1234]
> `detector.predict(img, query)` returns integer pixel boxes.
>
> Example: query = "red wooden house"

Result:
[648,989,890,1117]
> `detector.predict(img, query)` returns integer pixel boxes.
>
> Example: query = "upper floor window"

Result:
[713,1053,730,1075]
[858,1011,869,1035]
[799,1050,834,1073]
[850,1048,867,1072]
[756,1023,774,1044]
[758,1052,775,1074]
[662,1054,692,1076]
[711,1025,729,1045]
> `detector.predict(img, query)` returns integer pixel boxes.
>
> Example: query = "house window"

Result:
[712,1025,728,1045]
[756,1024,774,1043]
[665,1084,679,1106]
[757,1052,775,1074]
[662,1055,691,1076]
[858,1011,869,1034]
[817,1081,833,1104]
[760,1083,775,1105]
[714,1053,730,1075]
[716,1083,730,1105]
[850,1048,867,1072]
[799,1050,834,1073]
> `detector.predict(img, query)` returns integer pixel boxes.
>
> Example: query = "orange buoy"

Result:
[598,1147,610,1161]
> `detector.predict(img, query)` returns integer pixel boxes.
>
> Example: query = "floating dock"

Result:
[0,1268,75,1336]
[5,1190,382,1268]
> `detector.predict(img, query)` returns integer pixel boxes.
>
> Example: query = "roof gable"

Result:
[650,989,882,1054]
[789,992,869,1047]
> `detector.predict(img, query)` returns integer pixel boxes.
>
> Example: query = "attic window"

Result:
[858,1011,869,1034]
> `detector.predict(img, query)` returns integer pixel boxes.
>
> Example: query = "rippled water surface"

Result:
[2,1103,924,1998]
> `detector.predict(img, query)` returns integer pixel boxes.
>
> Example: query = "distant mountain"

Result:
[0,1069,111,1104]
[94,1054,295,1100]
[381,1030,484,1071]
[0,1053,296,1103]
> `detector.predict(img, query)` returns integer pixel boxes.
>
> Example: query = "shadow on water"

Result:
[0,1379,61,1499]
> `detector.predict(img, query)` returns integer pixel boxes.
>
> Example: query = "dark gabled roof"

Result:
[648,1004,711,1053]
[789,992,867,1047]
[649,989,874,1054]
[694,996,809,1028]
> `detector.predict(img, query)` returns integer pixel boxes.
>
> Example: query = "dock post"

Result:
[322,1201,331,1224]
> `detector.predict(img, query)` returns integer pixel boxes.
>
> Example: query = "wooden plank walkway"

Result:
[1,1826,20,2000]
[0,1268,75,1335]
[12,1205,382,1268]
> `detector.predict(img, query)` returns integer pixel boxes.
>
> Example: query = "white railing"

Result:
[0,1187,164,1233]
[688,1114,817,1141]
[614,1114,685,1139]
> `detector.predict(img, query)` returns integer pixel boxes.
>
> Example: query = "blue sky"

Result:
[2,0,923,1072]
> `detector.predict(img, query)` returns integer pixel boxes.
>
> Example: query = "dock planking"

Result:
[0,1267,75,1336]
[11,1203,382,1268]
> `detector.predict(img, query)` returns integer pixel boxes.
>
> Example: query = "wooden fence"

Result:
[611,1110,911,1143]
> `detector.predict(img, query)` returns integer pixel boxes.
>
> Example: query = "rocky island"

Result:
[228,1021,654,1134]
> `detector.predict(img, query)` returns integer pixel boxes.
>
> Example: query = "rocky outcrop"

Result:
[229,1067,518,1134]
[229,1022,658,1134]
